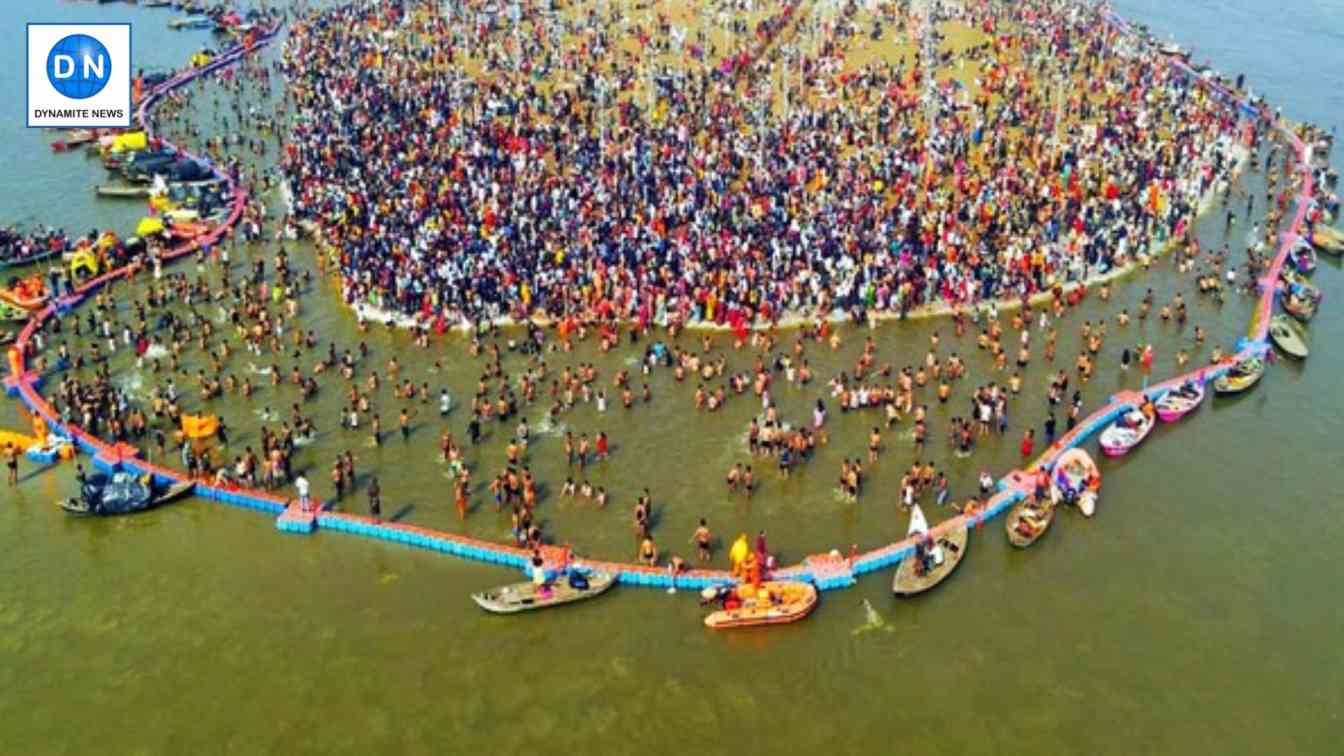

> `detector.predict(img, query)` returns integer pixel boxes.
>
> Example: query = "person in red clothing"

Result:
[595,431,609,461]
[1020,428,1035,458]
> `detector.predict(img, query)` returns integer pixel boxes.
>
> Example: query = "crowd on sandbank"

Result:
[279,0,1251,334]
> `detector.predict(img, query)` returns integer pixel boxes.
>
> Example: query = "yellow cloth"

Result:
[729,535,749,568]
[135,217,166,237]
[181,414,219,440]
[110,132,148,153]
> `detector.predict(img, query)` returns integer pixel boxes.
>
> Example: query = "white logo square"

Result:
[27,23,132,128]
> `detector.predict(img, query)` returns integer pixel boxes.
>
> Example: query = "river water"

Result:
[0,1,1340,754]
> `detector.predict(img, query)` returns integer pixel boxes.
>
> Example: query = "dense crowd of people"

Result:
[10,0,1339,572]
[281,0,1250,333]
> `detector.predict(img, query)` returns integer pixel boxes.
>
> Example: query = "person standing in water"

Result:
[5,444,18,487]
[367,475,381,521]
[692,518,712,561]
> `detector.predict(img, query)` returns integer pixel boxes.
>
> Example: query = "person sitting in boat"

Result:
[913,533,933,576]
[1178,380,1199,398]
[1054,470,1076,503]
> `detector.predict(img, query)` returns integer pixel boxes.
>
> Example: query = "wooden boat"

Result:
[1268,314,1309,359]
[1213,357,1265,394]
[52,129,104,152]
[1290,242,1318,274]
[1050,447,1100,517]
[1280,268,1322,301]
[1310,224,1344,255]
[1158,43,1189,59]
[1099,407,1155,457]
[702,581,818,629]
[893,504,968,597]
[1281,290,1318,322]
[96,184,152,199]
[61,474,191,515]
[0,246,63,272]
[471,571,614,614]
[61,471,153,515]
[168,16,214,30]
[1005,496,1055,547]
[151,480,195,506]
[1155,380,1205,422]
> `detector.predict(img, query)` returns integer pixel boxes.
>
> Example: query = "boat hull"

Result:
[1098,413,1154,457]
[1050,447,1101,517]
[471,571,615,614]
[1006,498,1055,547]
[1154,384,1204,422]
[1213,359,1265,394]
[704,581,818,628]
[1269,315,1309,359]
[893,521,969,597]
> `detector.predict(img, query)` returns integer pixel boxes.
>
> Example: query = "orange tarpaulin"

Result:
[181,414,218,440]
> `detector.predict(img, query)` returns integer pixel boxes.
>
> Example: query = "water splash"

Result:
[533,415,568,438]
[852,599,894,636]
[114,370,145,399]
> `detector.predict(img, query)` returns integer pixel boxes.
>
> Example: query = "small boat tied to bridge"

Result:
[1099,402,1156,457]
[701,581,819,629]
[892,504,968,597]
[1281,283,1320,322]
[1268,314,1310,359]
[1213,356,1265,395]
[1006,494,1056,548]
[60,472,194,516]
[471,568,615,614]
[1050,447,1101,517]
[1311,223,1344,255]
[1155,379,1206,423]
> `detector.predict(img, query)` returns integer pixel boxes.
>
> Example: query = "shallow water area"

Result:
[0,1,1342,754]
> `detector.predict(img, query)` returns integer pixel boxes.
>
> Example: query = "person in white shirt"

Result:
[295,474,310,511]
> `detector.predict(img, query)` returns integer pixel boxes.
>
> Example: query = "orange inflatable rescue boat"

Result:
[702,581,818,629]
[0,275,51,311]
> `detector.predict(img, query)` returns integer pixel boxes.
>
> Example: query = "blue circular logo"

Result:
[46,34,112,100]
